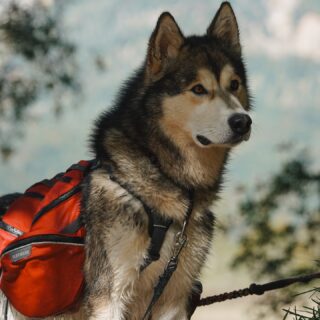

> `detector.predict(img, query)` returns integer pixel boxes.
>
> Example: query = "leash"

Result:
[196,271,320,307]
[141,189,194,320]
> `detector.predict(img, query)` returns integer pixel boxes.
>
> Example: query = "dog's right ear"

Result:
[146,12,184,79]
[207,2,241,54]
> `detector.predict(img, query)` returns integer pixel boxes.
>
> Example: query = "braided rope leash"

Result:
[197,271,320,307]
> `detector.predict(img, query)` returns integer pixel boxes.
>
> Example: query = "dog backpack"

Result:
[0,160,96,318]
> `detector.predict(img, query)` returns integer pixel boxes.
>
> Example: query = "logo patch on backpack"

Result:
[10,245,32,262]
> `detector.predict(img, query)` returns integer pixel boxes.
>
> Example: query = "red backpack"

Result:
[0,160,96,318]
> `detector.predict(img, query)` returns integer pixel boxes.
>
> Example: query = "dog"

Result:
[3,2,252,319]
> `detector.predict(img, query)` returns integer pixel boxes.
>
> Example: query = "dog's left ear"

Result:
[146,12,184,79]
[207,2,241,54]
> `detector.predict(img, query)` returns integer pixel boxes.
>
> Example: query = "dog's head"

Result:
[144,2,252,148]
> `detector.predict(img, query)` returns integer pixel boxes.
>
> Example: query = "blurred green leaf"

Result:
[0,0,80,160]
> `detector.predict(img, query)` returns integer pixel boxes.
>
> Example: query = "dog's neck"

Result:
[147,122,229,190]
[100,128,227,221]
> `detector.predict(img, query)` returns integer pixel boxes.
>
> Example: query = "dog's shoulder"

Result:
[82,168,146,228]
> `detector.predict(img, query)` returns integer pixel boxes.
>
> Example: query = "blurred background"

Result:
[0,0,319,319]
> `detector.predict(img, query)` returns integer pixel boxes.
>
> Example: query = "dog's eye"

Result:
[230,79,240,91]
[191,84,208,95]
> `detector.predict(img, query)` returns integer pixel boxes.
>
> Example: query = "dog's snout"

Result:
[228,113,252,135]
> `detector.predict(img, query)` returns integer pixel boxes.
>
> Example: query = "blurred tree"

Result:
[227,154,320,318]
[0,0,80,160]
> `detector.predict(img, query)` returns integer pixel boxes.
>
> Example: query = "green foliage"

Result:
[0,0,80,160]
[228,154,320,317]
[283,288,320,320]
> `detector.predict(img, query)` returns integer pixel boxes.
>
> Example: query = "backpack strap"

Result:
[0,193,22,217]
[60,216,83,234]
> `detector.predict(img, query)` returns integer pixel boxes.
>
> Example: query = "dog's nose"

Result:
[228,113,252,135]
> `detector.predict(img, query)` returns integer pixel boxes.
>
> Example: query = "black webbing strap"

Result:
[40,179,56,188]
[140,210,172,271]
[24,192,44,199]
[60,216,83,234]
[54,174,72,183]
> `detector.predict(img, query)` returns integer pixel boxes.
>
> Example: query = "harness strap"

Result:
[140,209,172,271]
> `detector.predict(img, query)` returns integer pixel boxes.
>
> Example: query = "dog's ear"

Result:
[146,12,184,78]
[207,2,241,54]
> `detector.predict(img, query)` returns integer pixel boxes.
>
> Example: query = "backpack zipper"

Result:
[1,234,84,258]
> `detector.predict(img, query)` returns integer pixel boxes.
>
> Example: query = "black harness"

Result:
[140,207,173,271]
